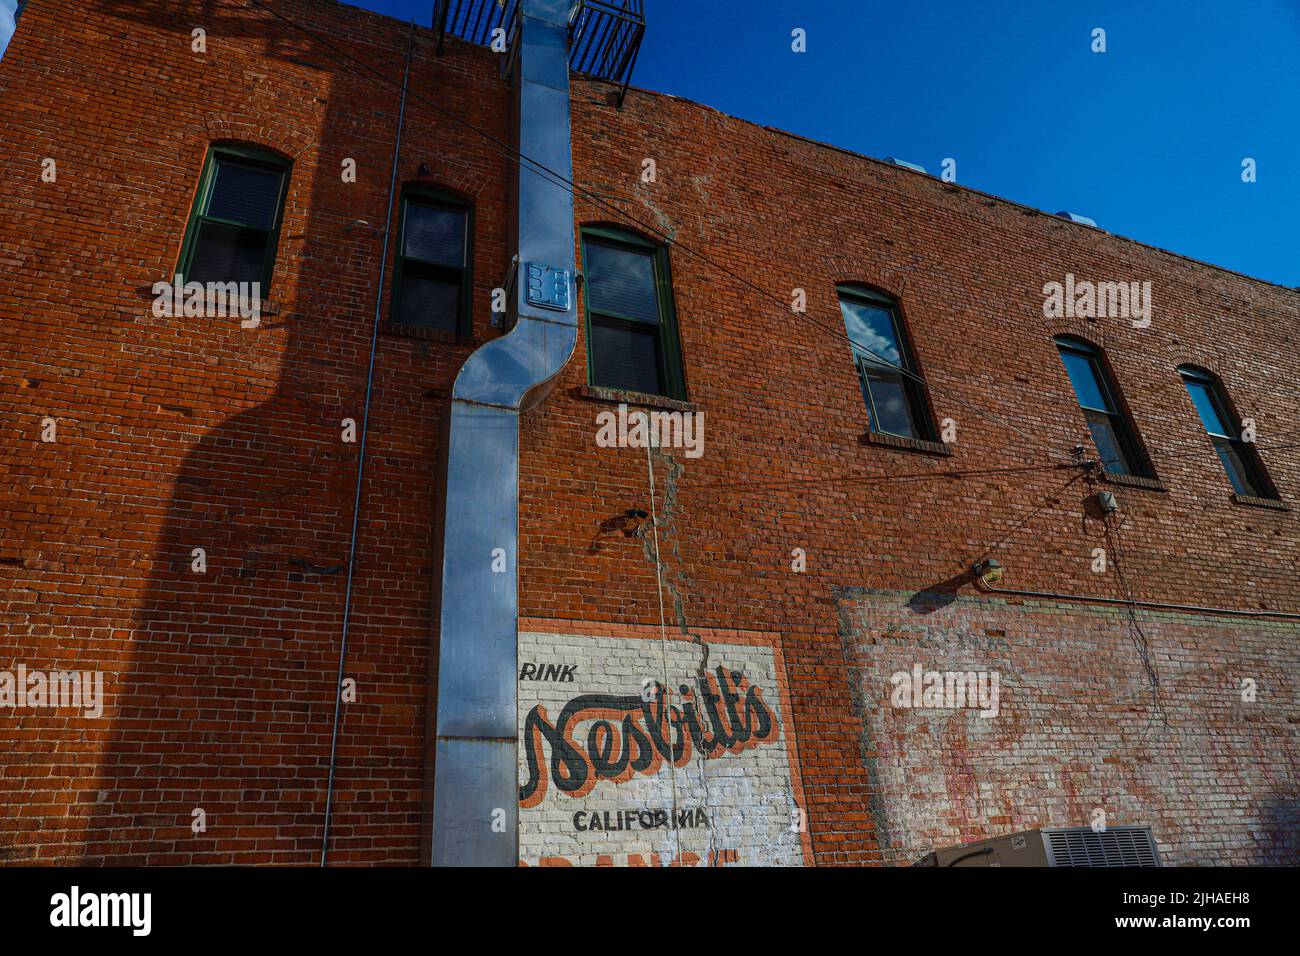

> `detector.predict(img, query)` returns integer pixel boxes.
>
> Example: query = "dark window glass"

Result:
[206,162,285,230]
[1082,410,1129,476]
[180,149,289,289]
[1179,368,1272,498]
[1183,379,1230,437]
[392,191,471,333]
[187,222,270,286]
[853,355,913,437]
[1055,338,1148,477]
[403,203,466,267]
[584,242,659,323]
[1059,349,1110,412]
[839,288,931,440]
[581,230,685,399]
[590,316,663,395]
[397,267,461,330]
[1215,444,1258,497]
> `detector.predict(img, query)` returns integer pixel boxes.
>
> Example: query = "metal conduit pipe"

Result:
[321,22,416,866]
[424,0,578,866]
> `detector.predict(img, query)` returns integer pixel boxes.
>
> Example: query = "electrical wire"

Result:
[966,468,1088,567]
[244,0,1076,467]
[1103,510,1168,731]
[318,19,415,868]
[643,443,683,860]
[700,461,1078,495]
[244,0,1297,830]
[241,0,1300,494]
[1145,439,1300,465]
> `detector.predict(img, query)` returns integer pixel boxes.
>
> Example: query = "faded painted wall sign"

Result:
[836,588,1300,866]
[517,624,812,867]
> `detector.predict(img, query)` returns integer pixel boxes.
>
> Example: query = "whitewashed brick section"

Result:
[838,591,1300,866]
[518,631,807,866]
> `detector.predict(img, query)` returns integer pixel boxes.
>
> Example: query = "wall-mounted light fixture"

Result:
[972,557,1004,585]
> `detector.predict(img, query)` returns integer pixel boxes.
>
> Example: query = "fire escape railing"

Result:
[434,0,519,49]
[433,0,645,107]
[567,0,644,106]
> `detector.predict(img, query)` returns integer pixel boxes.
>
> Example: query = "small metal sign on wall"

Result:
[524,262,571,312]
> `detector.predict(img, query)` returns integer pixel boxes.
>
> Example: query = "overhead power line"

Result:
[245,0,1077,466]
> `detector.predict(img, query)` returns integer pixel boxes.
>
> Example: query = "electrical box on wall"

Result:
[918,826,1162,867]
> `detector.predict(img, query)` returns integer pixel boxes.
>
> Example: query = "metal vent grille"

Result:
[1044,826,1161,867]
[433,0,645,105]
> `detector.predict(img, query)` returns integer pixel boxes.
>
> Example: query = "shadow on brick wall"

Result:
[75,0,454,865]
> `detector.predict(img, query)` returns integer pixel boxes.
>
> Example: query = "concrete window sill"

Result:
[139,282,280,317]
[379,322,476,347]
[578,384,698,413]
[1102,472,1166,492]
[859,430,954,457]
[1231,493,1289,511]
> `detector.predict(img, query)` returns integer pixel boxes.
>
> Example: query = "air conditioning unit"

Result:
[919,826,1162,867]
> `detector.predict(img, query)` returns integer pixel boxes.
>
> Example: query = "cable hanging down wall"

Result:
[319,20,416,868]
[237,0,1299,866]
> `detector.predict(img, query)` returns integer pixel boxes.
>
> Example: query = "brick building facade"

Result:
[1,0,1296,865]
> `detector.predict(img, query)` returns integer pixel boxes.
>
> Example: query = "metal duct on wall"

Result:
[434,0,645,106]
[425,0,579,867]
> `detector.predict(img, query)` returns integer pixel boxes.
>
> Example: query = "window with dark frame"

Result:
[580,225,686,400]
[1178,366,1275,499]
[177,144,290,291]
[390,186,472,335]
[837,285,934,441]
[1054,336,1151,478]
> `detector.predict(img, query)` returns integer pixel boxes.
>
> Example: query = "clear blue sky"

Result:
[6,1,1294,285]
[0,1,17,61]
[343,0,1299,286]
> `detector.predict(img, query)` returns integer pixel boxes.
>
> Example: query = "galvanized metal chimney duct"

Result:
[426,0,578,866]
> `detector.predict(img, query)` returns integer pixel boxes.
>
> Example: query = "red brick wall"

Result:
[1,0,1296,866]
[837,590,1298,865]
[513,81,1300,864]
[0,0,511,864]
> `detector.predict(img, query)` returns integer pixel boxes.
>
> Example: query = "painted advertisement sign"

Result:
[517,623,811,866]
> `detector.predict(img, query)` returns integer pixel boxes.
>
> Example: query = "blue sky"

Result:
[4,1,1294,284]
[0,1,16,61]
[342,0,1300,287]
